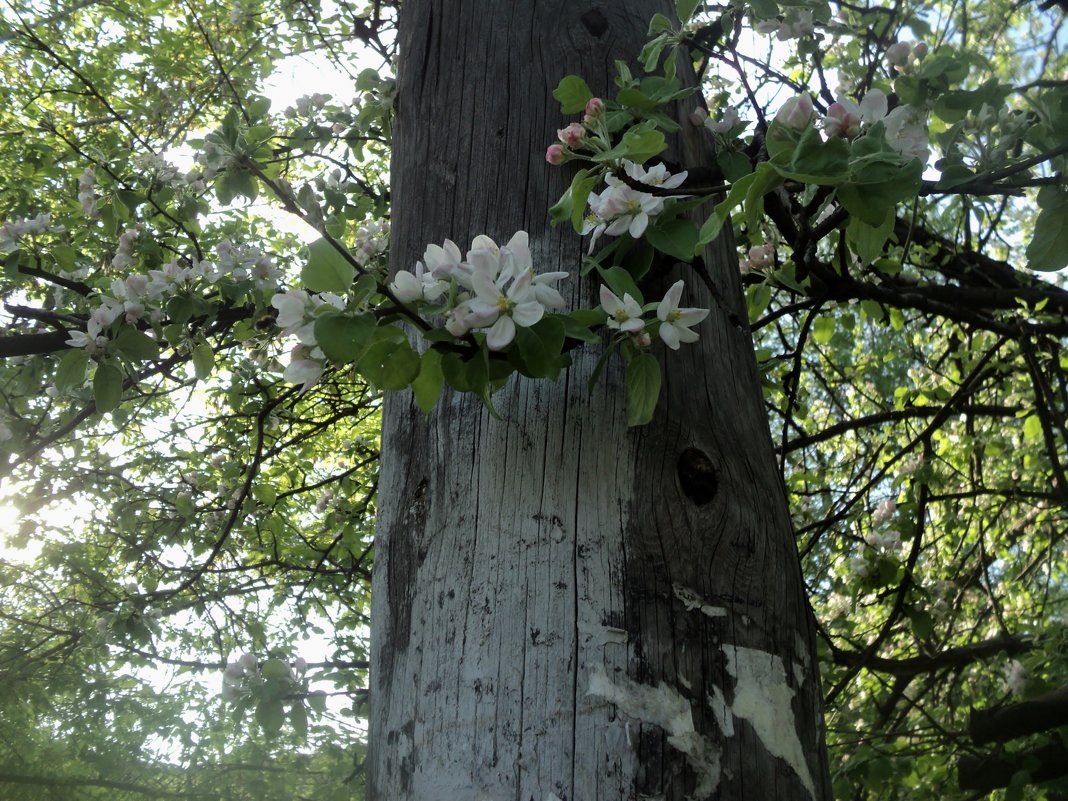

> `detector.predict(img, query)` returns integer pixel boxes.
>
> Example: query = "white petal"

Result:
[485,315,516,350]
[511,301,545,328]
[659,323,681,350]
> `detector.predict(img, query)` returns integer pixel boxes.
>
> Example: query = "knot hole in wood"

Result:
[580,8,609,37]
[677,447,718,506]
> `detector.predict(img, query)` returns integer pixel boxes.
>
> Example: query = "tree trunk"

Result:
[370,2,831,799]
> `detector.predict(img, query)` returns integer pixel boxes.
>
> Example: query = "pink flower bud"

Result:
[545,143,566,165]
[774,93,815,130]
[583,97,604,122]
[912,42,928,59]
[557,122,585,147]
[824,103,862,138]
[689,107,709,127]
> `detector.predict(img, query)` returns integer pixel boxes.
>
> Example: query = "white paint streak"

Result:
[673,583,727,619]
[707,685,734,736]
[588,665,721,798]
[723,646,816,799]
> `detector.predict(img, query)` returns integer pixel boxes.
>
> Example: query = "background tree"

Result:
[0,0,1064,800]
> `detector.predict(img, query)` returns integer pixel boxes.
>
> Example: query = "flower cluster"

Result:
[599,280,709,350]
[774,88,931,164]
[62,237,278,366]
[351,218,390,266]
[284,93,329,119]
[690,105,743,136]
[270,289,346,391]
[221,652,308,701]
[821,89,930,162]
[389,231,567,351]
[582,160,688,253]
[755,10,814,41]
[885,40,928,74]
[78,168,98,219]
[0,213,65,250]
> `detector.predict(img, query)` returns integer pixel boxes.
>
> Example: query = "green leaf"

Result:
[411,348,444,413]
[1026,187,1068,271]
[314,314,377,363]
[51,244,77,272]
[55,348,89,394]
[302,238,355,293]
[260,658,290,679]
[598,265,643,305]
[561,310,603,343]
[676,0,700,23]
[592,123,667,164]
[1023,413,1043,442]
[812,316,835,345]
[192,342,214,380]
[93,363,123,413]
[695,163,781,252]
[113,327,160,361]
[290,703,308,739]
[552,75,593,114]
[357,336,420,390]
[626,352,661,426]
[617,87,659,112]
[648,12,675,33]
[255,700,285,735]
[847,214,895,264]
[644,218,698,263]
[166,295,194,324]
[513,316,566,379]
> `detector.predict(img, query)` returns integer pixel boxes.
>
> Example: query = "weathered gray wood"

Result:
[370,2,831,799]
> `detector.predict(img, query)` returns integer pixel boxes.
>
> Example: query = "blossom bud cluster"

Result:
[581,160,688,254]
[739,243,775,274]
[599,280,709,350]
[885,41,928,73]
[545,96,605,165]
[389,231,567,351]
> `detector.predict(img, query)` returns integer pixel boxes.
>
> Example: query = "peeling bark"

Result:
[370,2,831,799]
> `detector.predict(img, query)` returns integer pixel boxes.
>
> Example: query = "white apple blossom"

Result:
[283,349,323,392]
[468,264,544,350]
[599,285,645,333]
[872,498,897,526]
[883,105,930,162]
[423,238,466,279]
[1003,660,1027,695]
[656,280,709,349]
[390,260,448,303]
[620,160,689,190]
